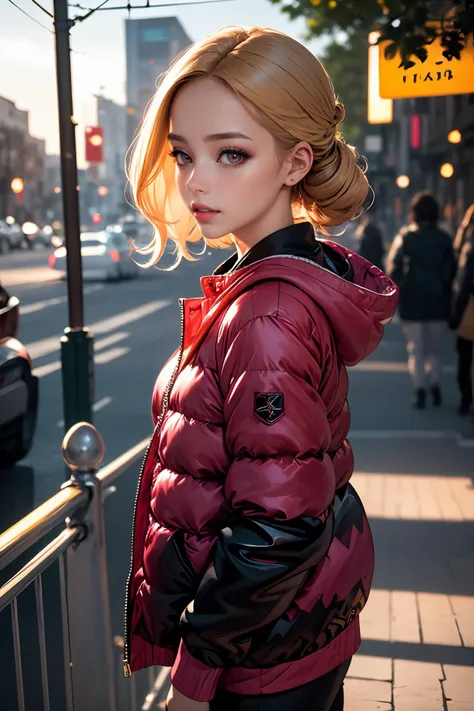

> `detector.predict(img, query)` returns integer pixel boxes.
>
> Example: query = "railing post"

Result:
[62,422,116,711]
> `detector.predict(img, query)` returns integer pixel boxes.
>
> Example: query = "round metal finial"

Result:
[62,422,105,473]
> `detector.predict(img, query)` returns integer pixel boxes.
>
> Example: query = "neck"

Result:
[230,196,295,259]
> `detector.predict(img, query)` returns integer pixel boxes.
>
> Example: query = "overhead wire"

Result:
[69,0,235,13]
[73,0,111,22]
[30,0,54,19]
[7,0,54,33]
[7,0,85,54]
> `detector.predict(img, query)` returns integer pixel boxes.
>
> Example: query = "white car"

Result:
[48,230,139,281]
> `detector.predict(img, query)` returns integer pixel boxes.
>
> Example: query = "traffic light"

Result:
[85,126,104,163]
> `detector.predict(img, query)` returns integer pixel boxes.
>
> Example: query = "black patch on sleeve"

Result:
[254,392,285,425]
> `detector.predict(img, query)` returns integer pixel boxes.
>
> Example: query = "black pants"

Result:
[457,336,473,406]
[210,659,351,711]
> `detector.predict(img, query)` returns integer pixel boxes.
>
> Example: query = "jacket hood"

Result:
[183,241,398,369]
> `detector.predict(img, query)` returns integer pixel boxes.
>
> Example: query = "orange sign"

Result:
[379,36,474,99]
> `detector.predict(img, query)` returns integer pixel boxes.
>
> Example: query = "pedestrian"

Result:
[123,27,398,711]
[354,210,385,269]
[450,204,474,416]
[386,191,456,409]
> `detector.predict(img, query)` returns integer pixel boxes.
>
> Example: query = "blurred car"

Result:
[21,221,51,250]
[36,225,56,248]
[48,230,139,281]
[0,220,24,253]
[0,283,38,468]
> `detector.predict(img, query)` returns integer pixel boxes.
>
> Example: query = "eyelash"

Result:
[168,147,251,167]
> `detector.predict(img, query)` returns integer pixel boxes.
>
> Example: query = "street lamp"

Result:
[447,130,462,144]
[11,178,24,194]
[396,174,410,188]
[440,163,454,179]
[88,133,103,147]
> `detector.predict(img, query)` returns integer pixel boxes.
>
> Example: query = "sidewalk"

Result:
[145,321,474,711]
[344,321,474,710]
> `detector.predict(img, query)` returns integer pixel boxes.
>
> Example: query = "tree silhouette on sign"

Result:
[268,0,474,69]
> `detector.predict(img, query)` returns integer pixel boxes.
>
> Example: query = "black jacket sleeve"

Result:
[180,512,333,666]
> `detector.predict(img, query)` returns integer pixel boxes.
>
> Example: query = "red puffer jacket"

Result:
[124,226,398,702]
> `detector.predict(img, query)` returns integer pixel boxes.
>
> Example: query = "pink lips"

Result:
[191,203,220,223]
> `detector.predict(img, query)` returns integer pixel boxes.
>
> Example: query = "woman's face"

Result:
[168,77,294,244]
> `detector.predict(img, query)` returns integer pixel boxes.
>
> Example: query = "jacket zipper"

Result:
[123,298,185,677]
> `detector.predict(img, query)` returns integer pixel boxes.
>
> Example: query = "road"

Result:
[1,244,226,521]
[1,243,474,710]
[0,244,227,711]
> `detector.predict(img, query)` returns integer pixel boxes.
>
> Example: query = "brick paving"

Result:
[344,322,474,710]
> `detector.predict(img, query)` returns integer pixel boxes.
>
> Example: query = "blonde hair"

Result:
[454,203,474,254]
[127,26,369,267]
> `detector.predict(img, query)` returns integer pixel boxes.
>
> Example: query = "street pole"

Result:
[53,0,94,445]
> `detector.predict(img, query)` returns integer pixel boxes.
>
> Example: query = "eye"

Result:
[169,148,192,166]
[218,148,251,166]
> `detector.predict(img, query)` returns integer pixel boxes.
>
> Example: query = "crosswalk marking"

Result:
[27,300,170,360]
[33,361,62,378]
[33,333,131,378]
[21,285,104,315]
[57,395,113,427]
[94,332,130,351]
[93,396,112,412]
[95,346,130,364]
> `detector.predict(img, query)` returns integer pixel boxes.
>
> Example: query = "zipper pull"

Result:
[123,661,132,677]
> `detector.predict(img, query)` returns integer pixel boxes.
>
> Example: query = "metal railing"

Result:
[0,423,169,711]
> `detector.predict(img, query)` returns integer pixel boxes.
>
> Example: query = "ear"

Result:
[282,141,313,187]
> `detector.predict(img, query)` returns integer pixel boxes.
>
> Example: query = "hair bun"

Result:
[297,135,369,231]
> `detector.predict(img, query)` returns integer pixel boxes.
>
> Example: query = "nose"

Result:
[185,163,209,196]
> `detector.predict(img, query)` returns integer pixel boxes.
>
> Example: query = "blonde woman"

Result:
[123,27,398,711]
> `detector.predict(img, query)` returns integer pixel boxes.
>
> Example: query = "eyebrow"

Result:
[168,131,253,143]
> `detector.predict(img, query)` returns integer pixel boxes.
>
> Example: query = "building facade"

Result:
[94,95,128,223]
[0,95,46,222]
[368,92,474,239]
[125,16,192,143]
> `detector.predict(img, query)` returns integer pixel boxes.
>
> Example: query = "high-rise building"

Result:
[125,16,192,142]
[95,95,128,222]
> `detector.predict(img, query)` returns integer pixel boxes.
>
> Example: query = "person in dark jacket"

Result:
[354,212,385,269]
[123,27,398,711]
[386,191,456,408]
[451,204,474,415]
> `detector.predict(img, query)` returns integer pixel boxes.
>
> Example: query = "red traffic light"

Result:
[85,126,104,163]
[92,213,102,224]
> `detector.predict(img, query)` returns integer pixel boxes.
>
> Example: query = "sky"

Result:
[1,0,326,167]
